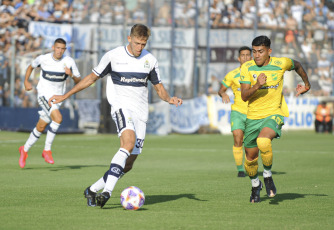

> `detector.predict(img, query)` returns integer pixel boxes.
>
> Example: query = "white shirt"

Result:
[32,52,80,99]
[92,46,161,122]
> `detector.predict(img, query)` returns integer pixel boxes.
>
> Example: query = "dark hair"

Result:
[252,35,271,48]
[239,46,251,55]
[54,38,66,45]
[130,24,151,39]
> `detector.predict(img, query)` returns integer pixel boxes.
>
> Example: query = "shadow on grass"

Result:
[262,193,328,205]
[258,171,287,176]
[24,164,106,171]
[145,193,207,205]
[103,193,207,210]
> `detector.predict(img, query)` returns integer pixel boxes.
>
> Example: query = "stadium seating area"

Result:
[1,0,334,108]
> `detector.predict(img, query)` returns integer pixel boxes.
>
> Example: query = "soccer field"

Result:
[0,130,333,230]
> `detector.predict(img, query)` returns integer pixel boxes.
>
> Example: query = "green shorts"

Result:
[243,114,284,148]
[230,110,247,132]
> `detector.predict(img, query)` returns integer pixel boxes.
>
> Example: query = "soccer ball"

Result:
[120,186,145,210]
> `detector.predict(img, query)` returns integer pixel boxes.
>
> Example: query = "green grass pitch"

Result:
[0,130,333,230]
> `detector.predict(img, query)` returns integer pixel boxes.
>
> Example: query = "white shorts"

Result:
[37,95,61,123]
[111,108,146,155]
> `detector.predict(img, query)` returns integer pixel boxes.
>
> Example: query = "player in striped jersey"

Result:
[240,36,311,203]
[19,38,81,168]
[49,24,183,208]
[218,46,252,178]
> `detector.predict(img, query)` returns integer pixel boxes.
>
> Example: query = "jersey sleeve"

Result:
[222,72,232,88]
[31,54,43,68]
[68,58,81,77]
[239,64,251,85]
[282,57,294,71]
[92,51,112,78]
[148,60,161,85]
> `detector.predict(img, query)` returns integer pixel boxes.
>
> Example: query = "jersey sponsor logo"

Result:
[260,83,279,90]
[252,74,257,80]
[120,76,148,84]
[42,70,66,82]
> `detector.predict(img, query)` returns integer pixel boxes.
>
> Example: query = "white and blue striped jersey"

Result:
[32,52,80,100]
[93,46,161,122]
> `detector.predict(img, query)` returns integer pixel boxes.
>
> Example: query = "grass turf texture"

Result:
[0,130,333,230]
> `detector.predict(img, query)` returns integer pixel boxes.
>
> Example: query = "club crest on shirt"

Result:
[144,60,150,69]
[272,73,278,81]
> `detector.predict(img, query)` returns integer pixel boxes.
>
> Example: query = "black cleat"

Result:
[237,171,246,177]
[96,192,110,208]
[264,176,277,197]
[250,181,263,203]
[83,186,97,207]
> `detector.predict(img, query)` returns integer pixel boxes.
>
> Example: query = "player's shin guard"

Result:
[103,148,130,195]
[257,138,273,171]
[244,157,259,178]
[44,121,60,151]
[233,146,244,171]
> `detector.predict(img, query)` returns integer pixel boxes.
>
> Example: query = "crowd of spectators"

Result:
[1,0,334,108]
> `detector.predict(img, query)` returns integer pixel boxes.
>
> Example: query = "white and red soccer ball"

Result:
[120,186,145,210]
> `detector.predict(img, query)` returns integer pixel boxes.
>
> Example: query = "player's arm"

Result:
[218,83,230,103]
[24,65,34,91]
[64,66,81,84]
[293,59,311,96]
[240,73,267,102]
[48,72,99,105]
[153,83,183,106]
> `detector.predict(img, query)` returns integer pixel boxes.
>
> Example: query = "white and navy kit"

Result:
[93,46,162,154]
[32,52,80,116]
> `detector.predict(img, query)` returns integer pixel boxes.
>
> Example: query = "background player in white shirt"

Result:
[19,38,81,168]
[49,24,183,208]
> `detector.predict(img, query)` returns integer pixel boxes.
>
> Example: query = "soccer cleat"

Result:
[96,192,111,208]
[83,186,97,207]
[250,181,263,203]
[264,176,277,197]
[237,171,246,177]
[19,146,28,168]
[42,150,54,164]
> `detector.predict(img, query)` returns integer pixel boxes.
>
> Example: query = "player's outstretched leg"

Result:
[264,176,276,197]
[250,180,263,203]
[83,186,97,207]
[96,192,111,208]
[19,146,28,168]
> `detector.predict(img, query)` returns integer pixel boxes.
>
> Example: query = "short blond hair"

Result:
[130,24,151,39]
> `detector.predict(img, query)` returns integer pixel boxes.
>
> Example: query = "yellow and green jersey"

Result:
[221,67,248,115]
[240,57,293,119]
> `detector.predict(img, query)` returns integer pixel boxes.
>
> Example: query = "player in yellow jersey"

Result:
[240,36,311,203]
[218,46,252,177]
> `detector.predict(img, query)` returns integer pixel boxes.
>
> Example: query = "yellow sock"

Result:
[233,146,244,171]
[257,138,273,170]
[244,157,258,178]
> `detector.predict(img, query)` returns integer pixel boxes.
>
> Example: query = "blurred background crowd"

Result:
[1,0,334,108]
